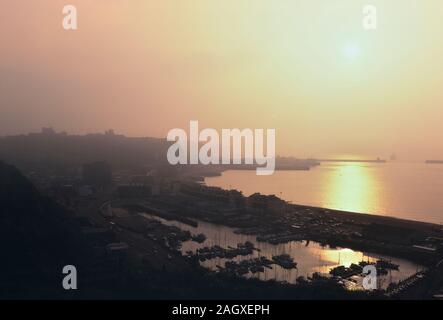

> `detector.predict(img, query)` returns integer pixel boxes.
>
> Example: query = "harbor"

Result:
[135,210,423,290]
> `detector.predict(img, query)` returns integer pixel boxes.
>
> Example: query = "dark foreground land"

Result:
[2,159,443,300]
[0,161,366,299]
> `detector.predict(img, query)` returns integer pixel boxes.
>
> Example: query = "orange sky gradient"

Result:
[1,0,443,160]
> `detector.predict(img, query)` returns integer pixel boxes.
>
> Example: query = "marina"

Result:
[138,211,424,290]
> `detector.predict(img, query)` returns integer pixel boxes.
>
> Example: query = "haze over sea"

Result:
[205,162,443,225]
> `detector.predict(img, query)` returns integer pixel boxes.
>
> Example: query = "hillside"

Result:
[0,161,87,297]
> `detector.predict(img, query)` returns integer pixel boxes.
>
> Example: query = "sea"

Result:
[205,162,443,225]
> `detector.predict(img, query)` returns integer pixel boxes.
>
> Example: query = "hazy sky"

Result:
[1,0,443,160]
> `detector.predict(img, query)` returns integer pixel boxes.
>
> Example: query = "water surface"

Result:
[141,213,422,290]
[206,162,443,224]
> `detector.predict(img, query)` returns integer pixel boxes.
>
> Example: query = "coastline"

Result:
[111,182,443,267]
[194,173,442,267]
[93,174,443,298]
[203,166,443,225]
[206,176,441,228]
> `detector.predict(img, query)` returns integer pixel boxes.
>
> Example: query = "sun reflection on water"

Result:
[323,163,379,214]
[319,247,375,268]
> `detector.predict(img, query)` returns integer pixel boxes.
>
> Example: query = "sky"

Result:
[1,0,443,160]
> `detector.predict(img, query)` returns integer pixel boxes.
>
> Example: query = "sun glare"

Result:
[343,43,361,59]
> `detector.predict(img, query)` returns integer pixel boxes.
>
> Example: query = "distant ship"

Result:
[425,160,443,164]
[317,158,386,163]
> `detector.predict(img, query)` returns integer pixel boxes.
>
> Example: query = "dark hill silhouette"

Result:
[0,161,87,297]
[0,131,170,173]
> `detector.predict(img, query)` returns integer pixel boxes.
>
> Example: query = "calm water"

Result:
[205,162,443,224]
[140,213,422,290]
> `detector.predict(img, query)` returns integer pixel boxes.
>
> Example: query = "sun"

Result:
[343,43,361,59]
